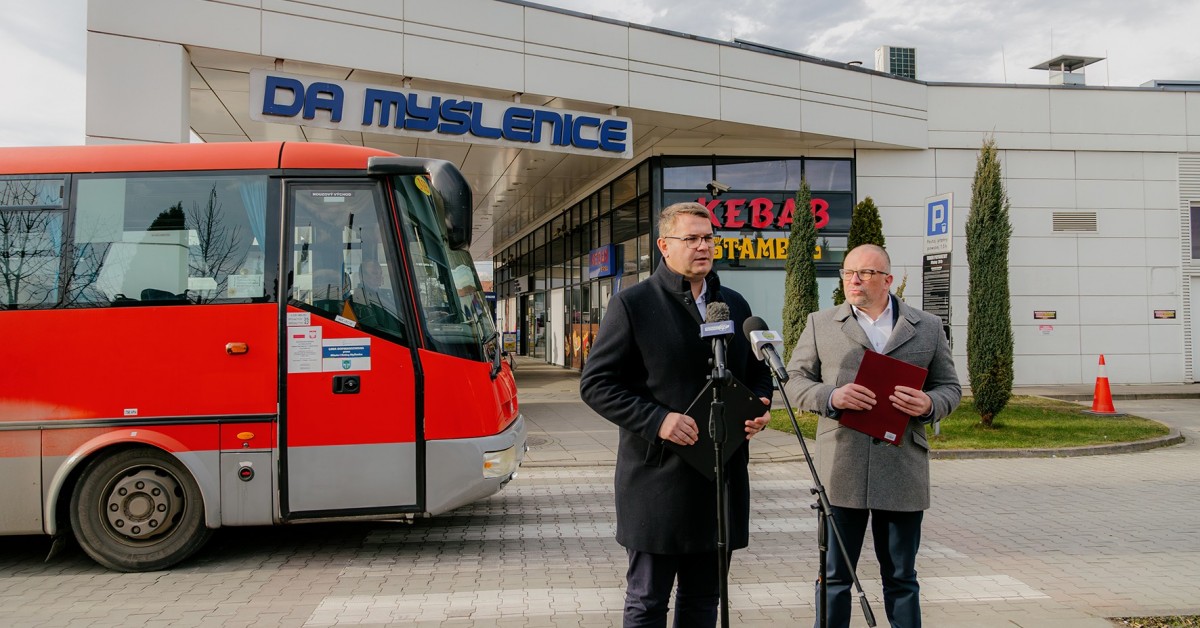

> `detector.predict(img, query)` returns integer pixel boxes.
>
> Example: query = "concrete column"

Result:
[86,32,190,144]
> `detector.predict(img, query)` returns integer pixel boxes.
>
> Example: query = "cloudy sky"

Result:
[2,0,1198,147]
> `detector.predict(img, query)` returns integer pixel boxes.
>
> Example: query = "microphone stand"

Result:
[771,372,876,628]
[709,336,733,628]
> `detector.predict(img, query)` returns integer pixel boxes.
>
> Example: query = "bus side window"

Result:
[69,175,267,306]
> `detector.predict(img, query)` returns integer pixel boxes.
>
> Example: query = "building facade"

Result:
[84,0,1200,386]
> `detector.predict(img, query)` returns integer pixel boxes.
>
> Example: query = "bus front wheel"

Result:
[69,447,212,572]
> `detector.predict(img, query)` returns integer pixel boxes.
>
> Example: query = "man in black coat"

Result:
[580,202,773,627]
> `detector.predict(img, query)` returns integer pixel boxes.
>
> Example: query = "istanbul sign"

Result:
[249,70,632,159]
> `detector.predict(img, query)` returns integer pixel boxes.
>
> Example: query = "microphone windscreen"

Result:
[743,316,768,339]
[705,301,730,324]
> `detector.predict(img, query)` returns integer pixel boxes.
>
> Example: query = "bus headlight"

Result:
[482,444,519,479]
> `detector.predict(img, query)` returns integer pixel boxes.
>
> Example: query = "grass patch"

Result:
[768,395,1170,450]
[1111,617,1200,628]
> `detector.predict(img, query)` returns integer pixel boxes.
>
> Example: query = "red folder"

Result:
[839,350,928,446]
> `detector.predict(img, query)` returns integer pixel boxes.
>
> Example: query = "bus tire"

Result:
[69,447,212,572]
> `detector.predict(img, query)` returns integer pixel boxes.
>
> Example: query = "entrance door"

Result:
[281,181,418,516]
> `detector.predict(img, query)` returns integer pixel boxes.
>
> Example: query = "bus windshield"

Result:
[392,174,496,362]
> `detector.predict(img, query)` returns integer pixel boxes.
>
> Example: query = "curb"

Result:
[520,431,1187,468]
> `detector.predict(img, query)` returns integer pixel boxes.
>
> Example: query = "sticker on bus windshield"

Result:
[287,311,311,327]
[414,176,431,196]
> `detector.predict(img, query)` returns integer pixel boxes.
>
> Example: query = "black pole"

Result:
[709,335,733,628]
[772,372,876,628]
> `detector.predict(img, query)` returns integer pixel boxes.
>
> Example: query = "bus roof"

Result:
[0,142,398,175]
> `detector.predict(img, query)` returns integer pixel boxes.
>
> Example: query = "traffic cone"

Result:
[1084,355,1124,416]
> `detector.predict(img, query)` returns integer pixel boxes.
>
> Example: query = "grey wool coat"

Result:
[782,297,961,511]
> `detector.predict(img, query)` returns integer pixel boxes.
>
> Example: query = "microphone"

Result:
[701,302,733,384]
[743,316,789,383]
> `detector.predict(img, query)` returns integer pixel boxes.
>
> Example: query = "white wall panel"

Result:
[403,35,524,92]
[1076,180,1145,209]
[720,88,802,132]
[1075,151,1144,180]
[1008,179,1077,209]
[629,29,719,73]
[857,177,936,208]
[86,34,190,143]
[800,62,872,102]
[1149,322,1185,354]
[1010,266,1077,296]
[1080,325,1149,355]
[870,75,926,113]
[1078,238,1144,267]
[1078,296,1150,324]
[524,8,627,58]
[1079,267,1148,296]
[1145,181,1180,210]
[856,150,935,177]
[871,112,928,149]
[1094,209,1147,237]
[1143,209,1179,238]
[1147,237,1183,266]
[1014,323,1081,354]
[928,130,1053,151]
[88,0,261,54]
[525,56,629,106]
[933,149,978,177]
[628,73,720,119]
[799,101,871,142]
[404,0,523,39]
[927,86,1050,133]
[1003,150,1075,179]
[1009,237,1079,267]
[1150,353,1184,383]
[262,12,404,75]
[1049,90,1187,136]
[1144,152,1179,181]
[1014,355,1083,385]
[721,47,800,90]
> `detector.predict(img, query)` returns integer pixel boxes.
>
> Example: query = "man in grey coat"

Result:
[784,244,961,628]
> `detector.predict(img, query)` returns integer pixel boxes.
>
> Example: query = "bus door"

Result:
[280,182,419,517]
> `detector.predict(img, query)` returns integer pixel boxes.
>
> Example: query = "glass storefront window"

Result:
[612,170,636,208]
[716,158,799,191]
[799,159,853,191]
[662,157,711,190]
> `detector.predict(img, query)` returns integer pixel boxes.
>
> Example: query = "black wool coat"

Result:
[580,264,772,554]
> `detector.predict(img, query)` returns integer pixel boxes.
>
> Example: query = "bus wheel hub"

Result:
[105,469,180,540]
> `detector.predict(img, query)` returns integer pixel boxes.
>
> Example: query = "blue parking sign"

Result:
[927,198,950,236]
[924,193,953,254]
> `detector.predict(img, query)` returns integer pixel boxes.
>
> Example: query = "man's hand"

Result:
[659,412,699,446]
[745,397,772,440]
[890,385,932,417]
[831,383,876,411]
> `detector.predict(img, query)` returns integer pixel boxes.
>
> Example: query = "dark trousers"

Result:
[816,506,924,628]
[624,548,720,628]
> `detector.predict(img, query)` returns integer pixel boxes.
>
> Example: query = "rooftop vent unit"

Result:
[875,46,917,79]
[1031,54,1104,86]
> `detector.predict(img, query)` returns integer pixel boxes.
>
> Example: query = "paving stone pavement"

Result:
[2,360,1198,627]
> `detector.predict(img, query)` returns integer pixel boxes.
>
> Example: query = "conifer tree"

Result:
[966,137,1014,427]
[782,179,820,359]
[833,196,885,305]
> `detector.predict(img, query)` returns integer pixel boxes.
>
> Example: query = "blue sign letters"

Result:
[253,71,632,158]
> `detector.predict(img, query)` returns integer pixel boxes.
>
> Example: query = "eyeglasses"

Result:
[663,234,721,249]
[839,268,888,280]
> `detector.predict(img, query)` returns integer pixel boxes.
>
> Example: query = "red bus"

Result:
[0,142,524,571]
